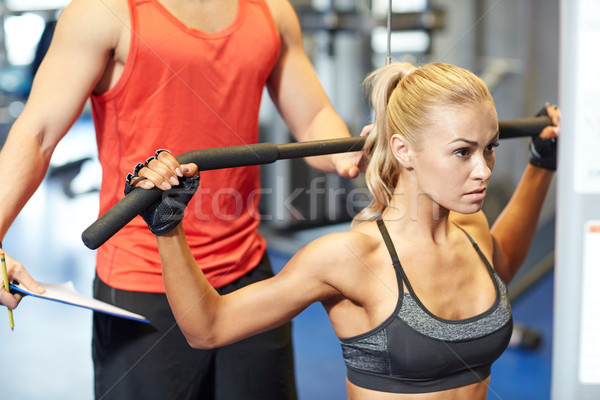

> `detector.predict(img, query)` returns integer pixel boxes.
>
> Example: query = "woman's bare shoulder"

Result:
[450,210,494,254]
[292,221,383,269]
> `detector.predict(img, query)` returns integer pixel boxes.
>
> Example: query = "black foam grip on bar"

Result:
[81,139,363,249]
[82,143,280,249]
[176,142,280,170]
[81,116,553,250]
[498,115,552,139]
[277,136,366,159]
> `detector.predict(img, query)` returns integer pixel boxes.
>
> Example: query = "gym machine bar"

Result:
[81,115,552,250]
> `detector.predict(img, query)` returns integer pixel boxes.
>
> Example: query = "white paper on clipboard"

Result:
[10,281,150,323]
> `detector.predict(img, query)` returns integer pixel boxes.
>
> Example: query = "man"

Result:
[0,0,362,398]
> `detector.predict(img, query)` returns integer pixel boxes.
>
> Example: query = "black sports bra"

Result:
[339,219,513,394]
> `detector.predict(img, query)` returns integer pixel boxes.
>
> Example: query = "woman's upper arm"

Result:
[491,235,511,283]
[210,233,347,345]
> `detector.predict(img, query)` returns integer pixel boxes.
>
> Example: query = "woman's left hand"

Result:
[539,104,560,139]
[530,104,560,171]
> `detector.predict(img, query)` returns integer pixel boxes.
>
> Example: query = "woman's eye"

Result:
[486,141,500,152]
[455,148,470,157]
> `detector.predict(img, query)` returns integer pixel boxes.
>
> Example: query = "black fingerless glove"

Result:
[125,150,199,235]
[529,104,557,171]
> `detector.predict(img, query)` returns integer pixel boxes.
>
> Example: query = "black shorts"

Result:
[92,254,297,400]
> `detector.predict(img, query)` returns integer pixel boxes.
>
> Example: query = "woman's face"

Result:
[409,103,499,215]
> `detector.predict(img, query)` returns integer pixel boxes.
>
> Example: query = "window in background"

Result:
[3,12,46,66]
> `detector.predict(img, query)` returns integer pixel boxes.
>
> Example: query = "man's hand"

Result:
[0,250,45,309]
[332,124,373,178]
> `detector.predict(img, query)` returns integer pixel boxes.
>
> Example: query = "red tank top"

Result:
[91,0,280,292]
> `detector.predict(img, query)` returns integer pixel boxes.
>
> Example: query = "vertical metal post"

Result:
[385,0,392,65]
[552,0,600,398]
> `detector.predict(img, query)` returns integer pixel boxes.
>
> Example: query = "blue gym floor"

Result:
[0,117,554,399]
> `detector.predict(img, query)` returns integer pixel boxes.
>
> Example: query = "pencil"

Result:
[0,250,14,331]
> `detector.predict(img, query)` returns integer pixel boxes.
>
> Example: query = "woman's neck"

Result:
[383,175,451,244]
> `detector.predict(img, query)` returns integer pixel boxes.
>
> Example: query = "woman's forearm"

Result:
[491,164,554,282]
[157,224,222,348]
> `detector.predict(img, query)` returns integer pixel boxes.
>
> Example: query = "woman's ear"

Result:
[390,134,413,170]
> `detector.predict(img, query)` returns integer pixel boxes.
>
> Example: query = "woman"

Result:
[129,62,559,399]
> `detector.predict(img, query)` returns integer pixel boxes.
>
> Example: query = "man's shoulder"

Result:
[64,0,129,28]
[262,0,297,29]
[58,0,129,52]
